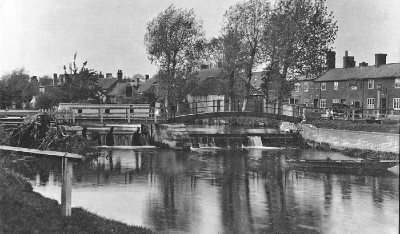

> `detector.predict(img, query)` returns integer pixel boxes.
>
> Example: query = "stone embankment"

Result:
[300,124,399,154]
[151,124,191,149]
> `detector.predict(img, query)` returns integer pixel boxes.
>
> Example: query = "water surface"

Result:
[26,148,399,234]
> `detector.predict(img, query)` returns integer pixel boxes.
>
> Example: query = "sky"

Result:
[0,0,399,78]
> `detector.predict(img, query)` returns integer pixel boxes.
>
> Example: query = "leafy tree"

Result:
[58,54,104,103]
[222,0,271,110]
[39,75,54,86]
[144,4,205,107]
[35,92,58,109]
[262,0,337,102]
[0,68,39,109]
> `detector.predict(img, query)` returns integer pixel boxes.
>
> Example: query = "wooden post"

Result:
[352,110,355,121]
[100,108,103,124]
[71,108,75,124]
[61,157,73,216]
[127,108,130,124]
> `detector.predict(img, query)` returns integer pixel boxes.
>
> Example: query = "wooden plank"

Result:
[61,157,73,216]
[0,145,82,160]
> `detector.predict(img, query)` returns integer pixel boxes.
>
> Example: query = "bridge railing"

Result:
[172,99,304,118]
[54,105,169,124]
[304,107,400,121]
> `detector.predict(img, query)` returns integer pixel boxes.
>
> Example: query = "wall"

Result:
[151,124,191,149]
[300,124,400,153]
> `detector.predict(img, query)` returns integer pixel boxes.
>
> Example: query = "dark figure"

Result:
[91,131,102,145]
[132,127,141,146]
[106,126,114,146]
[81,127,87,139]
[141,125,149,145]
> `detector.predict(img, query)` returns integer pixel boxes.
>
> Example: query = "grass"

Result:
[0,165,154,234]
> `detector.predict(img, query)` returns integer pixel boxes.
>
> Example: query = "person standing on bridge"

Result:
[106,126,115,146]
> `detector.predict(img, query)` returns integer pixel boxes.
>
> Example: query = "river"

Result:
[22,146,399,234]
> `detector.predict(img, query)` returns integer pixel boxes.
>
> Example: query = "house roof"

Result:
[137,75,158,93]
[315,63,400,82]
[108,83,138,96]
[190,71,261,96]
[97,78,118,90]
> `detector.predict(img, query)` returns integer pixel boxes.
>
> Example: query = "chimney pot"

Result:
[343,51,355,68]
[375,53,387,67]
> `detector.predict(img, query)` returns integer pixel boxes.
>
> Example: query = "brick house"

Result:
[311,53,400,118]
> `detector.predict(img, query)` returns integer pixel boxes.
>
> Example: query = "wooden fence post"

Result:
[61,157,73,216]
[100,108,103,124]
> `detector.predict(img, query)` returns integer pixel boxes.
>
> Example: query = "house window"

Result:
[304,82,309,92]
[394,98,400,110]
[368,79,374,89]
[321,82,326,90]
[334,82,338,90]
[395,78,400,88]
[367,98,375,109]
[78,109,82,114]
[319,99,326,108]
[340,99,346,104]
[350,85,357,90]
[332,99,339,104]
[294,83,300,92]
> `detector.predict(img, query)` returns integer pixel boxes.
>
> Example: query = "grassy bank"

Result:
[0,165,154,233]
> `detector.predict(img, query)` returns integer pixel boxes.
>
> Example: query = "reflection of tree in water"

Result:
[145,150,202,232]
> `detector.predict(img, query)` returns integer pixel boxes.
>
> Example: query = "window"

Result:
[340,99,346,104]
[294,83,300,92]
[368,79,374,89]
[367,98,375,109]
[334,82,338,90]
[319,99,326,108]
[394,98,400,110]
[395,78,400,88]
[351,85,357,90]
[304,82,309,92]
[321,82,326,90]
[332,99,339,104]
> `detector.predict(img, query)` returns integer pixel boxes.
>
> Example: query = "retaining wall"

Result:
[300,124,400,153]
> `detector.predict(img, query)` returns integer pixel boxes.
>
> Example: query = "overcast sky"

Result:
[1,0,399,78]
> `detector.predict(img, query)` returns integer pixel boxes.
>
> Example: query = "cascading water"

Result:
[247,136,263,147]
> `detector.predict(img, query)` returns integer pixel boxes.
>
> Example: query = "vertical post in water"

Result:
[61,157,73,216]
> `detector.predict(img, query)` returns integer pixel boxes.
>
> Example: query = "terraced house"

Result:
[294,52,400,119]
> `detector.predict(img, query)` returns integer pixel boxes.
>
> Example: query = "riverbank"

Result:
[0,162,153,233]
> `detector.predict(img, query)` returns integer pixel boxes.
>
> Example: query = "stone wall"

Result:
[151,124,191,149]
[300,124,400,153]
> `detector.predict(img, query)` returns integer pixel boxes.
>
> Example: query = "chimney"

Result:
[106,73,112,78]
[53,73,58,86]
[343,51,355,68]
[375,53,387,67]
[30,76,38,82]
[117,70,123,82]
[145,75,149,80]
[359,62,368,67]
[326,51,336,69]
[99,71,104,78]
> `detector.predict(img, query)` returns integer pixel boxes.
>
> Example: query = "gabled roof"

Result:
[190,72,261,96]
[97,78,118,90]
[315,63,400,82]
[108,83,137,96]
[137,75,158,93]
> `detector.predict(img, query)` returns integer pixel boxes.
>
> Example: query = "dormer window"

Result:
[321,82,326,90]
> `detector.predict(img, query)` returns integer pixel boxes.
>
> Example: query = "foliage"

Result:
[0,68,39,109]
[222,0,271,99]
[144,4,205,106]
[39,75,53,86]
[35,92,58,109]
[262,0,338,100]
[58,53,104,103]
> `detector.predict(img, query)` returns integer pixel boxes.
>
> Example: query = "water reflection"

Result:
[19,148,399,234]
